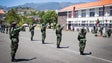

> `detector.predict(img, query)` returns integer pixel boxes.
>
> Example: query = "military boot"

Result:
[57,44,60,48]
[42,40,44,44]
[80,51,84,55]
[11,55,16,62]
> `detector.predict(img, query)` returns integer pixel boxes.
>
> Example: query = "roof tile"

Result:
[59,0,112,12]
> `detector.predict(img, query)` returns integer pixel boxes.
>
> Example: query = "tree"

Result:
[5,9,20,24]
[41,10,58,28]
[37,11,45,18]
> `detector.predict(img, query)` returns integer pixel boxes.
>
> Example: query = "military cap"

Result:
[11,21,17,25]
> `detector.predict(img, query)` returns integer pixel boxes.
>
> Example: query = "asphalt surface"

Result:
[0,28,112,63]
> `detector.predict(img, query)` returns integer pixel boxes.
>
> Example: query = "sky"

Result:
[0,0,97,7]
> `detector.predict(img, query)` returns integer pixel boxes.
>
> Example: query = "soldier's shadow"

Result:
[31,40,41,41]
[59,46,69,49]
[15,57,36,62]
[43,42,54,44]
[82,52,92,55]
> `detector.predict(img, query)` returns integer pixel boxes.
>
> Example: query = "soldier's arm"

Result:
[77,33,81,41]
[61,24,65,30]
[41,28,43,32]
[55,29,58,34]
[14,26,24,31]
[61,26,64,30]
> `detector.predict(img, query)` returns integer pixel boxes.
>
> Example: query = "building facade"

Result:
[58,0,112,31]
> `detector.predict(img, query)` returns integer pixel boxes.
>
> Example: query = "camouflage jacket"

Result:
[9,27,23,39]
[78,32,86,41]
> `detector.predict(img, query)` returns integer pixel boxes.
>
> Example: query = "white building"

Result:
[58,0,112,31]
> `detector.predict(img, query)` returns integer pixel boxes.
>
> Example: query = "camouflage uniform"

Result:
[1,24,5,33]
[107,28,112,38]
[78,28,87,55]
[41,24,46,44]
[99,26,103,36]
[56,25,64,48]
[5,25,9,34]
[9,22,24,61]
[94,27,98,36]
[29,24,36,41]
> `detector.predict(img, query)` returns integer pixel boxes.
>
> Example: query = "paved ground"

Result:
[0,28,112,63]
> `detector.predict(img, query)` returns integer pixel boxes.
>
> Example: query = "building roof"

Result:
[59,0,112,12]
[0,9,4,14]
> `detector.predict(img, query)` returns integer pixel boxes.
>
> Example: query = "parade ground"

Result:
[0,28,112,63]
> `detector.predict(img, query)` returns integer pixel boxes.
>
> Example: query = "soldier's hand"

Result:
[22,25,25,27]
[62,24,65,27]
[33,24,37,27]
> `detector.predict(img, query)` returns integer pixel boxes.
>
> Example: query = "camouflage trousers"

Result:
[57,34,62,47]
[42,32,46,43]
[5,28,8,34]
[79,39,86,52]
[31,31,34,40]
[11,38,19,59]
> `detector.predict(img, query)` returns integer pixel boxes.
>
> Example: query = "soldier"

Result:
[29,24,36,41]
[94,26,98,36]
[41,24,47,44]
[9,22,25,62]
[55,24,64,48]
[93,26,96,33]
[77,28,87,55]
[1,24,5,33]
[99,26,103,36]
[5,24,9,34]
[107,28,112,38]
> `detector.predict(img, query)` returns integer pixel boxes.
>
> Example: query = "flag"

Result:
[72,7,75,18]
[96,19,99,26]
[103,5,105,16]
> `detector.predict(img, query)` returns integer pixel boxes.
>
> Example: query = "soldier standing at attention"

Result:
[107,28,112,38]
[77,28,87,55]
[99,26,103,36]
[5,24,9,34]
[55,24,64,48]
[29,24,36,41]
[9,22,25,62]
[41,24,47,44]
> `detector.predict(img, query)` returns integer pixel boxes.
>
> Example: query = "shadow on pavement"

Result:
[31,40,41,41]
[43,42,54,44]
[15,57,37,62]
[59,46,69,49]
[82,52,92,55]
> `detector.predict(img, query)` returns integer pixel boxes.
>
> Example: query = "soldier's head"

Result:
[42,23,45,26]
[81,28,85,33]
[57,24,61,28]
[11,21,17,27]
[31,23,33,25]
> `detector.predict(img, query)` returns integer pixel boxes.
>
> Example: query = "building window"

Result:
[109,20,112,28]
[81,21,86,26]
[89,21,94,27]
[67,11,72,18]
[99,7,104,16]
[89,9,95,17]
[81,10,86,17]
[74,21,78,26]
[99,21,103,26]
[110,6,112,16]
[75,11,78,18]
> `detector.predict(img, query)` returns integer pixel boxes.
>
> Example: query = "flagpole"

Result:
[103,5,105,27]
[103,5,106,35]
